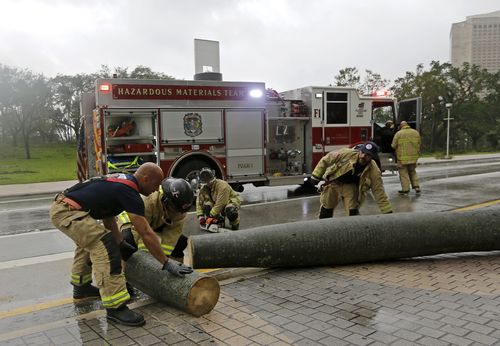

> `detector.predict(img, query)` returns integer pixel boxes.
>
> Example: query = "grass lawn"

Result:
[0,142,77,185]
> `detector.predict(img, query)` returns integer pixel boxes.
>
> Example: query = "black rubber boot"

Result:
[231,223,239,231]
[73,283,100,300]
[126,283,137,298]
[349,209,360,216]
[106,306,145,327]
[318,207,334,219]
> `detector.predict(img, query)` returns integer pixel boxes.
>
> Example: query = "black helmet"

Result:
[160,178,194,213]
[357,141,379,161]
[199,167,215,184]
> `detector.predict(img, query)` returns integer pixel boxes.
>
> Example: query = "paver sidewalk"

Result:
[2,251,500,345]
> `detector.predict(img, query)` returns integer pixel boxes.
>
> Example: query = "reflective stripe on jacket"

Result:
[117,190,186,255]
[312,148,392,214]
[391,125,421,164]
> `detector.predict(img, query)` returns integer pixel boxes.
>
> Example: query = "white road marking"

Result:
[0,252,73,270]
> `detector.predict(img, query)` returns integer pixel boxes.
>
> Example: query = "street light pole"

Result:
[444,103,453,159]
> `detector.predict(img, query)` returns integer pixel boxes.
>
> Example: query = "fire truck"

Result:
[80,77,402,191]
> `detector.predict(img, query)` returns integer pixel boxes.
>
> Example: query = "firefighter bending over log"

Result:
[50,163,193,327]
[196,167,242,231]
[117,177,194,266]
[311,141,393,218]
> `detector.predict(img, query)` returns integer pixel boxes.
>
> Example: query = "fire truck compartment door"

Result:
[160,109,223,143]
[225,110,264,176]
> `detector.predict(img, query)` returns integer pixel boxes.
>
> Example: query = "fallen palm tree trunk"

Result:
[125,251,220,316]
[186,208,500,268]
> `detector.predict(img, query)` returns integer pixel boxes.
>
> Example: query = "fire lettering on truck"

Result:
[113,84,251,100]
[238,163,253,169]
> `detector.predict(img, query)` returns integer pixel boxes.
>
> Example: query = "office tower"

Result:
[450,10,500,73]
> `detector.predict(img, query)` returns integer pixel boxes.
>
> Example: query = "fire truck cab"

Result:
[81,78,397,190]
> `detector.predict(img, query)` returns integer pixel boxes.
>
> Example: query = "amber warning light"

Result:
[99,83,111,92]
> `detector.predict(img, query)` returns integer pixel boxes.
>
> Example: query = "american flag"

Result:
[76,121,88,182]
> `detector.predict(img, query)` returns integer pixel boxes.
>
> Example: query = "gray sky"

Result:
[1,0,499,91]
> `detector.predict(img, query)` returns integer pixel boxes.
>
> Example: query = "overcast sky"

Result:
[1,0,499,91]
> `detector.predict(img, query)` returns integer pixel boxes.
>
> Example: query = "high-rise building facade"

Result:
[450,10,500,73]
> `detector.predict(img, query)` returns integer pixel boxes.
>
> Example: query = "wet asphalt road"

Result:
[1,159,500,237]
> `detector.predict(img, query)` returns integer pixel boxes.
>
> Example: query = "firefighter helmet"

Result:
[357,141,379,161]
[160,178,194,213]
[199,167,216,184]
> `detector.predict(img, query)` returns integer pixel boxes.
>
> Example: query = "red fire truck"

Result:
[80,78,402,191]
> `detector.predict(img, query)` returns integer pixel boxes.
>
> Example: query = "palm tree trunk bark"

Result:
[125,251,220,317]
[186,208,500,269]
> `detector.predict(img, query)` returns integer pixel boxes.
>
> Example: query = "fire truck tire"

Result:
[175,160,218,188]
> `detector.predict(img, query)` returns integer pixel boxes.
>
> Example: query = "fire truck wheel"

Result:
[175,160,218,190]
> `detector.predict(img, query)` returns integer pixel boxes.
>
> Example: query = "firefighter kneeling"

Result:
[196,168,242,231]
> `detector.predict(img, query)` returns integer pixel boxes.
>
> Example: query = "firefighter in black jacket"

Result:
[50,163,193,327]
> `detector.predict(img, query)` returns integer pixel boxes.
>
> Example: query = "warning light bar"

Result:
[99,83,111,92]
[372,90,390,97]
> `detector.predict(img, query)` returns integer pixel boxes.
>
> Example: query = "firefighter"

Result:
[392,121,421,194]
[380,120,395,153]
[49,163,193,327]
[196,168,242,231]
[117,177,194,265]
[311,141,393,218]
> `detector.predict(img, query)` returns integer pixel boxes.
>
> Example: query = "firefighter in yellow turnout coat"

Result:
[392,121,421,194]
[196,168,242,231]
[311,142,392,218]
[117,178,194,260]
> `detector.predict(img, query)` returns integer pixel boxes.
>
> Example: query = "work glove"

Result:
[198,216,206,226]
[316,180,326,193]
[162,259,193,277]
[119,239,137,261]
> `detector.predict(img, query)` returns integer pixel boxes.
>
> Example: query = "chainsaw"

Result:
[200,223,231,233]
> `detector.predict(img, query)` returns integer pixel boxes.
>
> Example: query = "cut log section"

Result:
[124,251,220,316]
[186,208,500,269]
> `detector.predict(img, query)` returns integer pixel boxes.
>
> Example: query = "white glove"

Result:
[316,181,326,192]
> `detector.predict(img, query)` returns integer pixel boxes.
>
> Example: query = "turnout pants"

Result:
[319,181,359,216]
[198,192,241,228]
[397,163,419,191]
[49,201,129,309]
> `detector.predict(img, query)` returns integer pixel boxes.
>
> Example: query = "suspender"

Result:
[64,174,139,194]
[105,177,139,192]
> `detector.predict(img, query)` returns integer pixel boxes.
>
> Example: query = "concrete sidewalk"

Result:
[1,153,499,198]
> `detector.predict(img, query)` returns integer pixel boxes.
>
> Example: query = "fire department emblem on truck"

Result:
[183,113,203,137]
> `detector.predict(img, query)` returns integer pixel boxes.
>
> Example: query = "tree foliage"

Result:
[334,67,389,95]
[392,61,499,152]
[0,60,499,159]
[0,64,176,158]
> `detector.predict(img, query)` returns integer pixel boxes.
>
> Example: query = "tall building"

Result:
[450,10,500,73]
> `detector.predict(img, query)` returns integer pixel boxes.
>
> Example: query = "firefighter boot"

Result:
[126,283,137,298]
[73,283,101,300]
[319,207,334,219]
[349,209,360,216]
[231,222,240,231]
[106,305,145,327]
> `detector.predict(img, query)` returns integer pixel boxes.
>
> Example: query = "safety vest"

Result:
[107,156,143,172]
